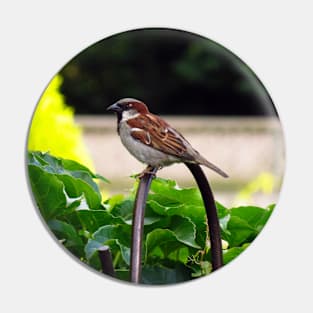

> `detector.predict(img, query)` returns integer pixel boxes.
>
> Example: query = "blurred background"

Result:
[28,28,285,207]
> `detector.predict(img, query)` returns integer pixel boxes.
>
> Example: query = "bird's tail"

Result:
[195,155,229,178]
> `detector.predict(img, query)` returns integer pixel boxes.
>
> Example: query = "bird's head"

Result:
[107,98,149,121]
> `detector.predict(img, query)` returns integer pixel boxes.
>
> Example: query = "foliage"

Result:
[28,151,274,285]
[234,172,276,205]
[28,75,94,169]
[60,29,277,117]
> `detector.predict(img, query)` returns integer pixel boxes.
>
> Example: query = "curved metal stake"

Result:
[130,163,222,283]
[98,245,115,277]
[185,163,223,270]
[130,167,158,283]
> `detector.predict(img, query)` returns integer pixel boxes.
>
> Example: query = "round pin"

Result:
[26,28,285,285]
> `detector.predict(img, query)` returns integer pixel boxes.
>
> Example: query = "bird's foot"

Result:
[137,166,158,179]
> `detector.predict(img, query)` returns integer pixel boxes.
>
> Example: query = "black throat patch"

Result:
[117,112,122,134]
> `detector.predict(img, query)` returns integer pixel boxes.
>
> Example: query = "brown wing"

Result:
[130,129,151,145]
[128,113,229,178]
[127,114,188,157]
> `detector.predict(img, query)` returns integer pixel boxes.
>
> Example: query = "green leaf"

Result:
[267,204,275,212]
[85,225,131,264]
[150,178,203,206]
[141,264,191,284]
[147,178,209,248]
[167,246,190,264]
[216,201,229,218]
[223,246,248,264]
[227,216,256,247]
[145,217,200,264]
[148,200,206,227]
[29,151,108,183]
[145,229,178,260]
[48,219,84,257]
[216,201,231,233]
[147,199,207,247]
[28,152,103,212]
[230,206,272,231]
[116,264,191,284]
[106,194,125,211]
[28,165,66,220]
[169,216,200,248]
[61,158,109,183]
[110,198,163,226]
[110,199,134,222]
[76,209,124,233]
[28,151,49,166]
[56,174,101,209]
[191,261,213,277]
[28,152,276,283]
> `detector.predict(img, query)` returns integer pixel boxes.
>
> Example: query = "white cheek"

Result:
[121,110,139,121]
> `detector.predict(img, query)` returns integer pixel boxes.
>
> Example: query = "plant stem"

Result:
[112,250,121,268]
[185,163,223,270]
[130,167,158,283]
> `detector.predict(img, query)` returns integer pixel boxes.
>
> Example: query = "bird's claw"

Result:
[137,166,158,179]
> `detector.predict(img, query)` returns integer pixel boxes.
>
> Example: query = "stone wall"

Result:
[75,116,285,206]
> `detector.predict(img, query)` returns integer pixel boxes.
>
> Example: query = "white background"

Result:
[1,1,312,312]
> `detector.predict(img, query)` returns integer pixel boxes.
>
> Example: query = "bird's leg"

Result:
[138,165,158,179]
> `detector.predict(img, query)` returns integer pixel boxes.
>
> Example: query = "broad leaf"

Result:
[141,264,191,284]
[148,200,206,228]
[28,165,66,220]
[48,219,84,257]
[27,152,276,283]
[116,264,191,284]
[56,174,101,209]
[110,198,163,226]
[216,201,231,232]
[230,206,273,232]
[76,209,124,233]
[226,216,255,247]
[85,224,131,265]
[169,216,200,248]
[61,158,109,183]
[145,216,200,264]
[150,178,203,205]
[28,151,105,212]
[223,246,248,264]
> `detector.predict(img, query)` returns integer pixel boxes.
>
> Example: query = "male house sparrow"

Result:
[107,98,228,178]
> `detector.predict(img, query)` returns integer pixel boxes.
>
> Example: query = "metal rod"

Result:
[185,163,223,270]
[98,245,115,277]
[130,167,158,283]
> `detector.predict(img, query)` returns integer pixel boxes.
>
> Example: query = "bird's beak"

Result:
[107,102,122,113]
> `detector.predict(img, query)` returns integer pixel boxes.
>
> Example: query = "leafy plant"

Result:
[234,172,276,205]
[27,151,274,284]
[27,75,94,169]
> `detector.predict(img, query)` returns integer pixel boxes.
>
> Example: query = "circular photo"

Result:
[26,28,285,285]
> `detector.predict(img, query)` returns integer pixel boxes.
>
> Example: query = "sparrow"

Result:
[107,98,228,178]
